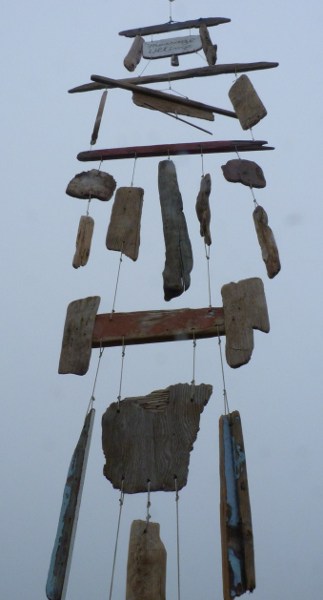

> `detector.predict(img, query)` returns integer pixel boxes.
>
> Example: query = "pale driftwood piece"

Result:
[58,296,100,375]
[219,411,255,600]
[221,159,266,188]
[126,521,166,600]
[132,91,214,122]
[143,35,202,60]
[106,187,144,261]
[124,35,144,72]
[221,277,270,368]
[90,90,108,146]
[199,24,217,66]
[102,383,213,493]
[196,173,212,246]
[158,160,193,301]
[119,17,231,37]
[66,169,116,201]
[72,215,94,269]
[46,408,95,600]
[229,75,267,130]
[253,205,281,278]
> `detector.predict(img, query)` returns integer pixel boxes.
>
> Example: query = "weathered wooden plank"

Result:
[229,74,267,130]
[72,215,94,269]
[143,35,202,60]
[106,187,144,261]
[158,160,193,301]
[119,17,231,37]
[221,159,266,188]
[58,296,100,375]
[92,307,225,348]
[124,35,144,72]
[90,90,108,146]
[66,169,116,201]
[126,521,167,600]
[199,24,217,66]
[46,408,95,600]
[196,173,212,246]
[221,278,270,368]
[132,91,214,121]
[102,383,213,493]
[253,205,281,278]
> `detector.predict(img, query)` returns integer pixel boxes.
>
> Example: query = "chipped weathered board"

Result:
[158,160,193,301]
[90,90,108,146]
[126,521,167,600]
[102,383,213,493]
[253,205,281,278]
[66,169,116,201]
[106,187,144,261]
[221,159,266,188]
[229,75,267,130]
[221,278,270,368]
[199,24,217,66]
[119,17,231,37]
[58,296,100,375]
[124,35,144,72]
[143,35,202,59]
[72,215,94,269]
[132,91,214,121]
[196,173,212,246]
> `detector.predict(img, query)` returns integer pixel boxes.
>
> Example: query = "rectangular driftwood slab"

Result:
[119,17,231,37]
[143,35,202,59]
[229,74,267,130]
[132,91,214,121]
[253,205,281,278]
[59,296,100,375]
[126,521,166,600]
[106,187,144,261]
[72,215,94,269]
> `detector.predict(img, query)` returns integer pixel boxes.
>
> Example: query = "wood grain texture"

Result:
[221,278,270,368]
[158,160,193,301]
[119,17,231,37]
[199,24,217,66]
[229,75,267,130]
[221,159,266,188]
[132,91,214,121]
[72,215,94,269]
[90,90,108,146]
[126,520,166,600]
[124,35,144,72]
[106,187,144,261]
[253,205,281,278]
[102,383,213,493]
[66,169,116,201]
[196,173,212,245]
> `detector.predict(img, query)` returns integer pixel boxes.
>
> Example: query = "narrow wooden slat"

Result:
[72,215,94,268]
[119,17,231,37]
[199,24,217,66]
[229,74,267,130]
[66,169,116,201]
[90,90,108,146]
[221,159,266,188]
[106,187,144,261]
[123,35,143,72]
[132,91,214,121]
[253,205,281,278]
[196,173,212,246]
[126,521,167,600]
[143,35,202,59]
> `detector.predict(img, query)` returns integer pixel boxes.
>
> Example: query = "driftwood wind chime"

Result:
[47,3,280,599]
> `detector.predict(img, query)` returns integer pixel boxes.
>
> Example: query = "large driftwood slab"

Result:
[221,278,270,368]
[196,173,212,246]
[124,35,144,72]
[221,159,266,189]
[229,75,267,130]
[126,521,166,600]
[66,169,116,201]
[72,215,94,269]
[90,90,108,146]
[158,160,193,301]
[253,205,281,278]
[219,411,255,600]
[199,24,217,66]
[143,35,202,60]
[119,17,231,37]
[46,408,95,600]
[132,91,214,121]
[106,187,144,261]
[102,383,213,493]
[58,296,100,375]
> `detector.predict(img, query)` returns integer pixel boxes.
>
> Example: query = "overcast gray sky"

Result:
[1,1,323,598]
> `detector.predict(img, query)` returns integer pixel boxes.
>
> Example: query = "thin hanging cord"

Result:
[217,327,230,414]
[130,155,137,186]
[191,331,196,401]
[205,243,212,307]
[249,186,258,207]
[200,148,205,177]
[86,344,104,414]
[145,480,151,531]
[174,477,181,600]
[86,197,91,216]
[110,244,124,317]
[116,338,126,411]
[108,481,125,600]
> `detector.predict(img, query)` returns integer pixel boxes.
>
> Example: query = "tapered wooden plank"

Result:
[119,17,231,37]
[106,187,144,261]
[126,521,166,600]
[102,383,213,493]
[124,35,144,72]
[221,278,270,368]
[196,173,212,245]
[58,296,100,375]
[253,205,281,278]
[132,91,214,121]
[222,159,266,188]
[66,169,116,201]
[143,35,202,60]
[90,90,108,146]
[158,160,193,301]
[72,215,94,269]
[229,75,267,130]
[46,408,95,600]
[199,24,217,66]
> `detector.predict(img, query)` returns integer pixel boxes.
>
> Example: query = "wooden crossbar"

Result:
[119,17,231,37]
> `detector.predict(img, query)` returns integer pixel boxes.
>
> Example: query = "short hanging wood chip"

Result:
[229,74,267,130]
[66,169,116,201]
[72,215,94,268]
[106,186,144,261]
[126,520,167,600]
[199,24,217,66]
[124,35,144,72]
[253,205,281,278]
[196,173,212,245]
[90,90,108,145]
[221,159,266,188]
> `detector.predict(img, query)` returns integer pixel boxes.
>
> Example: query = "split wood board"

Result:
[143,35,202,59]
[126,520,166,600]
[132,91,214,121]
[119,17,231,37]
[221,159,266,188]
[229,74,267,130]
[66,169,116,201]
[106,187,144,261]
[253,205,281,278]
[102,383,213,493]
[72,215,94,268]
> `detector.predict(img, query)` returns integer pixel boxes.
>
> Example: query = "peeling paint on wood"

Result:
[126,520,167,600]
[229,75,267,130]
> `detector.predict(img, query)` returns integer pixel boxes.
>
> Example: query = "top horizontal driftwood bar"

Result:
[119,17,231,37]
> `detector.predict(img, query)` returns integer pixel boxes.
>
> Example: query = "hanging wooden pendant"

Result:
[72,215,94,268]
[132,91,214,121]
[90,90,108,146]
[219,410,255,600]
[106,186,144,261]
[66,169,116,201]
[124,35,144,72]
[126,520,167,600]
[196,173,212,245]
[158,160,193,301]
[221,159,266,188]
[253,205,281,278]
[102,383,212,493]
[229,75,267,130]
[199,24,217,66]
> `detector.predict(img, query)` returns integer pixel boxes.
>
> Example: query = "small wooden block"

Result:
[196,173,212,245]
[253,205,281,278]
[124,35,144,72]
[72,215,94,268]
[126,520,167,600]
[102,383,213,493]
[58,296,100,375]
[221,159,266,188]
[106,187,144,261]
[199,24,217,66]
[229,74,267,130]
[90,90,108,146]
[132,91,214,121]
[143,35,202,59]
[66,169,116,201]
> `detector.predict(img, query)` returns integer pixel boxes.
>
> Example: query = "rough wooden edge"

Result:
[119,17,231,37]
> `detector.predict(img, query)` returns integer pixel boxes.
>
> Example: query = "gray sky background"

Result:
[1,1,323,598]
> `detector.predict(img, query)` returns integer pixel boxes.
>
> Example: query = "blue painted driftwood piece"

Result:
[46,408,95,600]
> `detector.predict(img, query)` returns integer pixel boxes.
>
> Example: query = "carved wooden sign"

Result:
[143,35,202,59]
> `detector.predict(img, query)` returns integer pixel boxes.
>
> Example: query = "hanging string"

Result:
[117,337,126,411]
[110,242,124,317]
[200,148,205,177]
[130,155,137,187]
[204,243,212,307]
[249,186,258,207]
[190,331,196,401]
[86,196,91,216]
[168,0,175,23]
[174,477,181,600]
[217,327,230,414]
[98,158,103,172]
[108,480,125,600]
[145,480,151,531]
[86,343,104,415]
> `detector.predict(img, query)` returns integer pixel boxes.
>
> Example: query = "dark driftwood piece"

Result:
[90,90,108,146]
[219,411,255,600]
[46,408,95,600]
[124,35,144,72]
[102,383,213,493]
[221,159,266,188]
[132,91,214,121]
[72,215,94,269]
[119,17,231,37]
[58,296,100,375]
[253,205,281,278]
[229,75,267,130]
[199,24,217,66]
[221,277,270,368]
[106,187,144,261]
[196,173,212,246]
[66,169,116,201]
[158,160,193,301]
[126,521,167,600]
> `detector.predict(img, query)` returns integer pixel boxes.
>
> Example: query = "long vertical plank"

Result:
[72,215,94,268]
[126,520,167,600]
